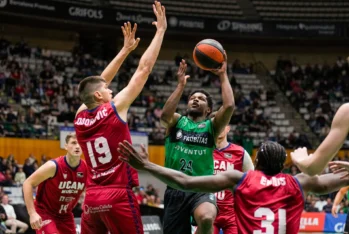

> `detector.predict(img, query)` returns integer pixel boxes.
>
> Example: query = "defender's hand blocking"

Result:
[290,147,310,170]
[30,212,42,230]
[152,1,167,32]
[118,141,149,170]
[211,50,227,76]
[177,59,190,86]
[329,161,349,179]
[122,22,140,51]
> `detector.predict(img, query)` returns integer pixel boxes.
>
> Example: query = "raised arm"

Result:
[211,54,235,139]
[332,186,349,217]
[291,103,349,176]
[23,161,56,230]
[101,22,140,84]
[76,22,140,115]
[296,172,349,196]
[113,1,167,121]
[160,60,189,129]
[117,141,244,193]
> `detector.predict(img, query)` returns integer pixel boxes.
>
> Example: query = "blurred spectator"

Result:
[14,167,26,185]
[23,159,35,178]
[322,198,333,213]
[1,195,28,233]
[315,196,327,212]
[306,201,319,212]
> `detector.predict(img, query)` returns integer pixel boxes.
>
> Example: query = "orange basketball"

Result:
[193,39,225,70]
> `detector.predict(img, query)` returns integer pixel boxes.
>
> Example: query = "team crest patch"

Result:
[198,123,206,128]
[176,130,183,139]
[41,219,52,227]
[77,172,84,178]
[224,153,232,159]
[63,173,67,179]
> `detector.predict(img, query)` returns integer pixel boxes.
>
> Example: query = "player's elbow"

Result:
[222,104,235,116]
[138,61,153,75]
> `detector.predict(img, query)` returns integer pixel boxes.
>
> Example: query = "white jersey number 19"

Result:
[86,136,112,168]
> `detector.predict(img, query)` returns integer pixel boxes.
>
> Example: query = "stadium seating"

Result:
[252,0,349,22]
[109,0,243,19]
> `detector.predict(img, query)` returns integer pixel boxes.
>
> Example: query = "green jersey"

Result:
[165,116,215,176]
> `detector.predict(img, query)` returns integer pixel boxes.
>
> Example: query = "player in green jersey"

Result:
[160,55,234,234]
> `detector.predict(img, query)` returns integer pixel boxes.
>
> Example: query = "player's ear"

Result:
[226,125,231,132]
[93,91,102,101]
[64,144,68,151]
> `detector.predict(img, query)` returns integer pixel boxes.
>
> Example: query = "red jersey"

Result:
[74,102,139,189]
[234,170,304,234]
[35,156,87,216]
[214,143,244,208]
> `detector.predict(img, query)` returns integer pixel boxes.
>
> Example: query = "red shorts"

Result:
[36,208,75,234]
[81,188,143,234]
[214,206,237,234]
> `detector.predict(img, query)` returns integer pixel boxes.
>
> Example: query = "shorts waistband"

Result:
[87,185,133,191]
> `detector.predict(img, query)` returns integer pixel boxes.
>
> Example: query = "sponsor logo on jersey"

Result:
[91,166,117,179]
[59,196,76,202]
[174,145,207,156]
[260,176,286,187]
[209,193,215,201]
[172,128,214,147]
[84,204,112,214]
[224,153,232,159]
[214,160,234,173]
[41,219,52,227]
[176,130,183,139]
[63,173,67,179]
[58,181,85,194]
[77,172,84,178]
[75,107,108,126]
[197,123,206,128]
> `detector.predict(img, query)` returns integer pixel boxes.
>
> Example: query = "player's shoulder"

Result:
[223,143,245,156]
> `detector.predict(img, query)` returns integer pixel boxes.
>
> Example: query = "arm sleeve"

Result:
[242,150,255,172]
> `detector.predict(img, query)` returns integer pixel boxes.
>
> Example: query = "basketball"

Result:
[193,39,225,70]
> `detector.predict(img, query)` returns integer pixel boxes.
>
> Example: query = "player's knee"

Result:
[196,213,215,227]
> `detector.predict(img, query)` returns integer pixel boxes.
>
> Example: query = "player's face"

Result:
[95,82,113,103]
[65,137,82,158]
[188,92,210,116]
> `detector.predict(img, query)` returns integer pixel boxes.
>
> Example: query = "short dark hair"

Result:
[65,132,77,144]
[189,89,213,114]
[255,141,286,175]
[78,76,106,105]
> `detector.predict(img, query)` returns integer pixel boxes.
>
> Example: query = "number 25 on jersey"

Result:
[86,137,112,168]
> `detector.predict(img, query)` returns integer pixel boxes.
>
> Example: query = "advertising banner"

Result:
[0,0,346,38]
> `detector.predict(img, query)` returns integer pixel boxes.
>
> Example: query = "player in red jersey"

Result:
[74,1,167,233]
[23,133,86,234]
[212,123,254,234]
[118,140,349,234]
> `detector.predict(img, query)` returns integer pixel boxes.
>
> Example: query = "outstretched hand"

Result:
[152,1,167,32]
[211,50,227,76]
[177,59,190,86]
[290,147,310,171]
[117,141,150,170]
[122,22,140,51]
[329,161,349,179]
